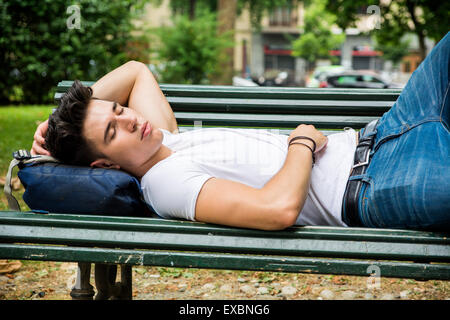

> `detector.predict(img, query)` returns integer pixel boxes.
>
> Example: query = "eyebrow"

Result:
[103,101,117,144]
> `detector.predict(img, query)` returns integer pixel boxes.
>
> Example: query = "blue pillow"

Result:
[18,162,155,217]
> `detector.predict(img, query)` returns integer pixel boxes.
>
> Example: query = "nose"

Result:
[116,113,137,132]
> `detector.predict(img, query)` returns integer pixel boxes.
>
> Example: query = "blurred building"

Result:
[244,4,385,86]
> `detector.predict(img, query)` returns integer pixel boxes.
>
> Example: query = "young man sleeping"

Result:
[32,33,450,231]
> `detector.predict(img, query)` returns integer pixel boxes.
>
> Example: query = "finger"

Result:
[35,120,49,136]
[38,118,49,128]
[30,142,38,156]
[34,135,46,145]
[31,141,51,156]
[314,136,328,153]
[32,131,46,146]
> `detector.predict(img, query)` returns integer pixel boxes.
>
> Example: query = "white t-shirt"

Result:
[141,127,357,227]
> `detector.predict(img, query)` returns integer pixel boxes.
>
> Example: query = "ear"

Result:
[90,158,120,170]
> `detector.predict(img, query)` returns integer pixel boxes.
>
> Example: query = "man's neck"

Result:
[132,144,173,178]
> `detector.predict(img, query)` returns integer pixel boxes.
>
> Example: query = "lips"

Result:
[141,121,152,140]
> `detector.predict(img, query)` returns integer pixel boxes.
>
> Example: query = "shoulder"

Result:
[141,155,203,184]
[140,157,212,221]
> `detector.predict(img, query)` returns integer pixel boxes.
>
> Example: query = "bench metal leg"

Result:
[119,265,133,299]
[94,264,132,300]
[70,262,95,300]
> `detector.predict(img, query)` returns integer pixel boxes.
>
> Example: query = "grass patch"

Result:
[0,105,53,174]
[0,105,53,211]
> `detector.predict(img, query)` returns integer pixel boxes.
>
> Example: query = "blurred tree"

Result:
[149,12,234,84]
[167,0,216,19]
[0,0,148,104]
[214,0,237,85]
[291,0,345,66]
[326,0,450,61]
[374,37,411,68]
[237,0,300,28]
[165,0,300,27]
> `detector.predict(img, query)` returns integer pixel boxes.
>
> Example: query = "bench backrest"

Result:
[55,81,402,134]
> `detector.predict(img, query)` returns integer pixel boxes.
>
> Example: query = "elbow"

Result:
[279,207,300,230]
[273,193,304,230]
[126,60,143,66]
[125,60,146,72]
[260,195,303,231]
[268,205,300,231]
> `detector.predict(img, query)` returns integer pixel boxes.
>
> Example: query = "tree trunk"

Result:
[213,0,237,85]
[405,0,426,61]
[416,30,426,62]
[189,0,196,20]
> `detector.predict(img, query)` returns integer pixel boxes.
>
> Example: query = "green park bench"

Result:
[0,81,448,300]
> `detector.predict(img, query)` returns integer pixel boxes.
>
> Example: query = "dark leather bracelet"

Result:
[288,142,315,165]
[288,136,316,153]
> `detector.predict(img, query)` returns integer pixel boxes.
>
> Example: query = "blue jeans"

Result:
[355,32,450,231]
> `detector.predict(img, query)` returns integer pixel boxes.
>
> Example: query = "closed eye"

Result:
[104,102,122,144]
[111,126,117,140]
[111,107,125,140]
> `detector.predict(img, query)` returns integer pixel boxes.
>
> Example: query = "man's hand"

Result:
[288,124,328,153]
[30,119,51,156]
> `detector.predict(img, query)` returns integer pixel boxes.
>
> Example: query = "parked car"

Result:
[252,70,290,86]
[306,65,347,88]
[232,76,259,86]
[322,71,403,89]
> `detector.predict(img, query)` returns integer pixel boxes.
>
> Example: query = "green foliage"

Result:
[374,37,410,66]
[159,0,300,29]
[237,0,300,28]
[0,0,148,104]
[291,0,345,63]
[327,0,449,41]
[326,0,379,31]
[150,12,234,84]
[326,0,450,57]
[167,0,217,17]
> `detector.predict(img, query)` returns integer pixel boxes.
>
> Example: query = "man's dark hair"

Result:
[45,80,102,166]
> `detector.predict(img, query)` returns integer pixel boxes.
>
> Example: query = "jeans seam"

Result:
[360,183,369,227]
[439,81,450,133]
[373,119,441,153]
[358,177,371,227]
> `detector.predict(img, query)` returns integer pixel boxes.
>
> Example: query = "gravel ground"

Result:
[0,261,449,300]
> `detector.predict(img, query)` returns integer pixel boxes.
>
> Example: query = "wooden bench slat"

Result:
[1,244,448,280]
[167,97,392,115]
[178,126,339,136]
[174,112,379,129]
[2,225,447,262]
[56,81,401,102]
[161,85,402,101]
[1,212,447,245]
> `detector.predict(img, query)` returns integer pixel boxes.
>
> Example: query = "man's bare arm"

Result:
[91,61,179,133]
